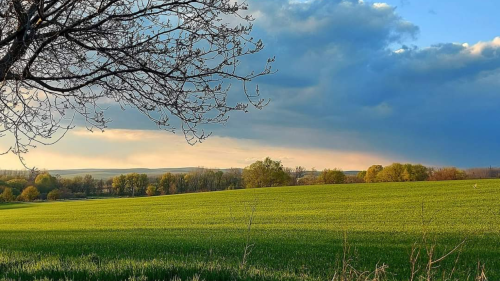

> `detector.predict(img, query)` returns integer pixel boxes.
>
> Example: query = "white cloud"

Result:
[373,3,391,9]
[468,37,500,56]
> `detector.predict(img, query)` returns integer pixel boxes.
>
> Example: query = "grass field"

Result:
[1,179,500,280]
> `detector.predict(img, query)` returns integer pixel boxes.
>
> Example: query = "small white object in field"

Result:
[473,183,477,189]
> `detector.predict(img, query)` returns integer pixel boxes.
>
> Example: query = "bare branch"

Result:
[0,0,272,165]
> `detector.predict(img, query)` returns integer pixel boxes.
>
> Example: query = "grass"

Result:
[0,179,499,280]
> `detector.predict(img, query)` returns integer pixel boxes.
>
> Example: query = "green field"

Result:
[1,180,500,280]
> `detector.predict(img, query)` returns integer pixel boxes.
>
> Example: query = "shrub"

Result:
[59,188,73,199]
[365,165,383,183]
[242,157,291,188]
[169,183,177,195]
[146,185,157,196]
[429,167,467,181]
[47,189,62,201]
[7,178,27,190]
[376,163,405,182]
[345,175,365,184]
[19,186,40,202]
[1,188,16,202]
[319,169,346,184]
[34,173,58,193]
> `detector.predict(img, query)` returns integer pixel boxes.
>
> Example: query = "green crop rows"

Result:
[0,179,499,280]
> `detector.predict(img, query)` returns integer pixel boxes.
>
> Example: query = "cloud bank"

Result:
[2,0,500,169]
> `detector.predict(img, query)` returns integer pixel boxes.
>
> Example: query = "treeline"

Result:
[0,168,244,202]
[112,168,243,196]
[234,159,483,188]
[361,164,467,183]
[0,159,496,202]
[0,173,109,202]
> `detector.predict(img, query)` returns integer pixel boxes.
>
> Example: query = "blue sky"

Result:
[383,0,499,47]
[2,0,500,170]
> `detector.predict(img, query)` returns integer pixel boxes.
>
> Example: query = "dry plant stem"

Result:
[412,201,469,281]
[333,232,388,281]
[476,261,488,281]
[241,199,257,269]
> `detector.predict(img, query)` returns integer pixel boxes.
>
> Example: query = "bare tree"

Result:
[293,166,305,183]
[0,0,273,167]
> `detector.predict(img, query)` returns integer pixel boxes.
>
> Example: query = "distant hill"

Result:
[48,168,361,179]
[49,168,203,179]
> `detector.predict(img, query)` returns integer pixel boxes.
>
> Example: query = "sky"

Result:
[2,0,500,170]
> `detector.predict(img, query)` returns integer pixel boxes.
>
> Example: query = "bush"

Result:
[59,188,73,199]
[345,175,365,184]
[34,173,58,193]
[47,189,62,201]
[2,188,17,202]
[365,165,383,183]
[146,185,157,196]
[429,167,467,181]
[19,186,40,202]
[7,178,27,190]
[242,157,291,188]
[319,169,346,184]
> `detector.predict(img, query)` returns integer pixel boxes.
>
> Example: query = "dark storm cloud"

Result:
[106,0,500,167]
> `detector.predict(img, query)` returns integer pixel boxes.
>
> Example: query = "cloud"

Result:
[86,1,500,168]
[216,1,500,167]
[0,129,398,170]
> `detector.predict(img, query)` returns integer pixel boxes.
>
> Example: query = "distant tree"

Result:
[126,173,138,196]
[159,173,176,195]
[1,188,15,202]
[34,173,58,193]
[58,188,73,199]
[82,175,96,195]
[465,167,500,179]
[345,175,365,184]
[146,185,157,197]
[137,174,149,195]
[376,163,404,182]
[96,179,105,195]
[222,168,243,190]
[7,178,28,190]
[19,186,40,202]
[293,166,306,184]
[283,167,295,186]
[106,178,113,192]
[365,165,383,183]
[429,167,467,181]
[112,175,127,196]
[406,164,429,181]
[169,182,178,195]
[242,157,291,188]
[71,176,84,193]
[297,168,319,185]
[125,173,148,196]
[356,171,367,181]
[47,189,62,201]
[319,169,346,184]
